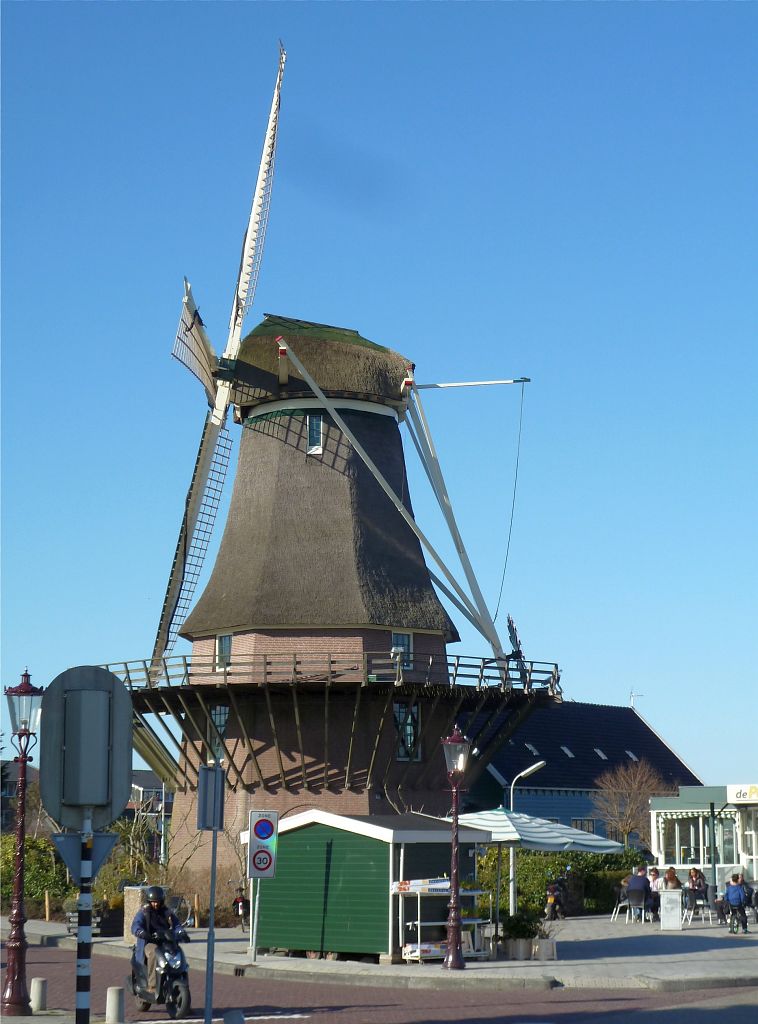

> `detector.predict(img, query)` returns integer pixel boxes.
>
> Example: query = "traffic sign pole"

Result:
[75,809,93,1024]
[250,878,261,963]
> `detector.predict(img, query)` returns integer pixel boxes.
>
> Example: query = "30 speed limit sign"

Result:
[247,810,279,878]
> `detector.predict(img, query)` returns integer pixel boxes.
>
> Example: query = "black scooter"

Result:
[129,925,191,1019]
[544,877,568,920]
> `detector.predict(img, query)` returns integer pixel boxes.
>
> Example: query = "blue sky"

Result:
[2,3,756,787]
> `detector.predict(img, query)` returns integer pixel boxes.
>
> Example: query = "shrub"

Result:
[500,911,540,939]
[0,834,76,906]
[476,846,641,917]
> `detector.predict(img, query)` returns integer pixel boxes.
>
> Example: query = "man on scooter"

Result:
[131,886,181,996]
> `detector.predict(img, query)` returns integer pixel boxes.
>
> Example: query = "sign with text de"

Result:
[247,810,279,879]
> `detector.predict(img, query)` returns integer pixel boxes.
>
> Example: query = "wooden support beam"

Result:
[467,692,510,751]
[396,690,442,791]
[462,689,489,739]
[131,706,191,787]
[366,688,396,791]
[263,681,287,788]
[465,697,540,789]
[382,691,418,790]
[147,692,206,781]
[192,690,246,790]
[344,685,362,790]
[323,670,331,790]
[413,693,465,790]
[290,681,308,789]
[226,686,265,788]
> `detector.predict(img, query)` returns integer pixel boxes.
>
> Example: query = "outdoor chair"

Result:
[625,888,650,923]
[683,888,712,926]
[610,886,629,922]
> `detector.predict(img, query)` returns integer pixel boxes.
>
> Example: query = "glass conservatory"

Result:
[650,785,758,885]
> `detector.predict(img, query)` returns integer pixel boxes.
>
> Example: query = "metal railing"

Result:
[104,652,561,696]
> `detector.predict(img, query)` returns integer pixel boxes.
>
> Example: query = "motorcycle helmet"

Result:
[146,885,165,905]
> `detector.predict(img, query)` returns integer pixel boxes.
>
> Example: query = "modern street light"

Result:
[508,759,546,916]
[2,669,45,1016]
[441,726,471,970]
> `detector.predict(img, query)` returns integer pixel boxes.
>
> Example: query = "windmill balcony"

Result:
[106,652,561,695]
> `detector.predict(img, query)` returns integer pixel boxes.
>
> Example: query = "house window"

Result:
[209,704,230,763]
[307,413,323,454]
[391,631,413,670]
[216,634,232,670]
[572,818,596,834]
[394,701,421,761]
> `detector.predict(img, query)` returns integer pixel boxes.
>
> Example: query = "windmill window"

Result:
[215,634,232,670]
[625,750,639,761]
[560,746,575,758]
[525,743,540,756]
[594,747,608,760]
[394,701,421,761]
[307,413,323,454]
[391,631,413,670]
[208,704,230,763]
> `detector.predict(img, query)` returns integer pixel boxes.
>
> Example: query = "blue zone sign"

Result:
[247,810,279,879]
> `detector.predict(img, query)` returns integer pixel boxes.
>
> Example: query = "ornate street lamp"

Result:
[2,669,45,1016]
[508,759,546,916]
[441,726,470,971]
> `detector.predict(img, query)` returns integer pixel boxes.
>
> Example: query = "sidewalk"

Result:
[4,913,758,997]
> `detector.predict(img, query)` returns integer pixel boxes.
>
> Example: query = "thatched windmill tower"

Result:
[108,51,560,873]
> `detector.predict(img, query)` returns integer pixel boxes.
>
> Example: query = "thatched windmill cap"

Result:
[230,314,412,411]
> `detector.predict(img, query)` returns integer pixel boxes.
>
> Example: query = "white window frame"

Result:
[391,631,413,670]
[208,703,230,763]
[394,700,421,762]
[215,633,232,671]
[307,412,323,455]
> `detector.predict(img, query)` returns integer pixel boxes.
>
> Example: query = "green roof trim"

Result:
[248,313,392,353]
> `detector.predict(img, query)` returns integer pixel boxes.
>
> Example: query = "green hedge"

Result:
[476,847,641,917]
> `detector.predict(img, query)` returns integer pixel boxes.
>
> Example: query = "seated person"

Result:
[648,867,663,917]
[663,867,682,889]
[626,866,653,919]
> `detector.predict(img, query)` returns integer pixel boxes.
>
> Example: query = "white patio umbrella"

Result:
[458,808,625,853]
[457,807,624,935]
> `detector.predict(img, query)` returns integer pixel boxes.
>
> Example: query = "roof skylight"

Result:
[594,748,608,760]
[560,745,575,758]
[625,750,639,761]
[525,743,540,756]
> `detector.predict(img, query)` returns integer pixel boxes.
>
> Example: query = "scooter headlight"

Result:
[166,951,183,970]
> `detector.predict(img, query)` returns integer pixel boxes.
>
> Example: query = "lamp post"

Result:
[441,726,470,971]
[2,669,45,1016]
[508,759,546,917]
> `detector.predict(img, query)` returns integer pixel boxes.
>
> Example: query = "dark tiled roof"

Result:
[475,701,703,791]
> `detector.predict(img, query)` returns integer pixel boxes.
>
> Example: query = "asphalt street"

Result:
[3,943,758,1024]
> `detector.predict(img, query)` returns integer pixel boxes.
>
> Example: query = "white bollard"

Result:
[223,1011,245,1024]
[105,986,125,1024]
[30,978,47,1011]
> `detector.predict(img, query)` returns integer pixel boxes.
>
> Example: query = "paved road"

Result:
[4,943,758,1024]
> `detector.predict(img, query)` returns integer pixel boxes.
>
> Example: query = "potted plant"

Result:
[500,911,540,960]
[532,920,557,961]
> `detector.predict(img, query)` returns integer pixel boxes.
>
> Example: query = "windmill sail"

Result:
[150,418,232,676]
[150,47,286,678]
[172,279,218,407]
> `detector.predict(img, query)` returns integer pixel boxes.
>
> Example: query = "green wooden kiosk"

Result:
[245,810,491,959]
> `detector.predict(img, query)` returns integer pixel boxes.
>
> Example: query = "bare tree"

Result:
[591,759,675,847]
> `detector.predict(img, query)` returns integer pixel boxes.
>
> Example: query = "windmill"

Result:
[113,47,561,869]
